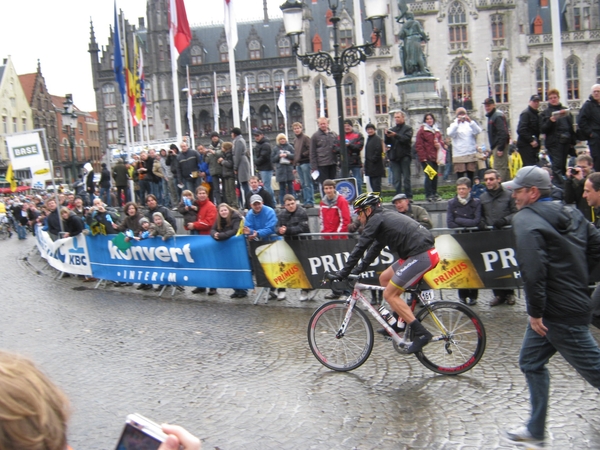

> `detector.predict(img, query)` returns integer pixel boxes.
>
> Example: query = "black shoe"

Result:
[230,292,241,298]
[137,284,152,291]
[208,288,217,296]
[192,287,206,294]
[406,320,432,354]
[269,291,278,300]
[113,282,126,287]
[176,286,185,292]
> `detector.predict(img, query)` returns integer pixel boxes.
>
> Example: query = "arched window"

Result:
[102,84,115,107]
[343,76,358,117]
[339,19,353,49]
[249,106,258,129]
[274,70,285,88]
[535,57,550,100]
[218,108,227,131]
[492,58,508,104]
[374,74,387,114]
[491,14,504,47]
[190,46,203,65]
[219,43,228,62]
[288,69,299,88]
[315,79,328,118]
[249,40,262,60]
[259,105,273,130]
[290,103,302,124]
[448,1,468,50]
[106,119,118,145]
[596,57,600,84]
[199,77,211,95]
[258,72,271,90]
[450,60,473,110]
[79,139,85,161]
[278,37,291,57]
[2,115,7,134]
[158,38,165,61]
[566,56,580,100]
[246,73,256,92]
[199,110,211,134]
[217,75,228,94]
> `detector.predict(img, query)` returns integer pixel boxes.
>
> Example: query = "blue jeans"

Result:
[183,178,201,194]
[278,180,294,205]
[139,179,153,203]
[296,163,314,206]
[519,321,600,440]
[100,187,111,206]
[350,166,363,195]
[389,157,412,197]
[16,223,27,239]
[259,170,274,199]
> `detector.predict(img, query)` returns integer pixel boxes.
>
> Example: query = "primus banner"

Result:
[250,229,525,290]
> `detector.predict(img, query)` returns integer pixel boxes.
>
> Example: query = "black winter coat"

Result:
[516,105,541,147]
[384,124,413,161]
[447,196,482,228]
[577,95,600,139]
[364,134,385,177]
[254,137,273,172]
[540,102,575,150]
[485,108,509,150]
[277,205,309,236]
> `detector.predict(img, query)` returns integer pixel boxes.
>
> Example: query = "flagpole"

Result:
[213,71,219,132]
[186,65,195,149]
[241,76,253,174]
[319,80,325,118]
[169,29,183,143]
[224,0,240,128]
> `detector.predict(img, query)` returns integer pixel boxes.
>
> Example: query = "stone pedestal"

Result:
[391,76,449,133]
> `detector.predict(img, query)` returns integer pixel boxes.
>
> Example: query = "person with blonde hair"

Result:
[271,133,295,206]
[0,350,200,450]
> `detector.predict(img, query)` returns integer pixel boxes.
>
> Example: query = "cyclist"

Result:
[331,192,440,353]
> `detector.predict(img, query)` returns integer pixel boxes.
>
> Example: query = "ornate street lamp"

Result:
[61,94,78,184]
[280,0,387,177]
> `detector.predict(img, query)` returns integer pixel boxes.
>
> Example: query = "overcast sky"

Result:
[0,0,283,112]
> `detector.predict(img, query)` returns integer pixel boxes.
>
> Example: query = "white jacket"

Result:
[447,119,482,158]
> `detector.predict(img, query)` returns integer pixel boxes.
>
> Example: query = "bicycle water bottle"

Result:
[378,306,397,327]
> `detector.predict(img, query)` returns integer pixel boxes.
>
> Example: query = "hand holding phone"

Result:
[116,414,168,450]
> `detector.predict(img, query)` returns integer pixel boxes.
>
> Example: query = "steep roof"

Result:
[18,73,37,104]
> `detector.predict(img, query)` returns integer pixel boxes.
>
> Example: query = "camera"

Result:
[115,413,170,450]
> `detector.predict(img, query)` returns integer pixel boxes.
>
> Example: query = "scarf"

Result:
[457,194,471,205]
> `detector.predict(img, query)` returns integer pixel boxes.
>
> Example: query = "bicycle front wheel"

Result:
[307,300,374,372]
[413,301,486,375]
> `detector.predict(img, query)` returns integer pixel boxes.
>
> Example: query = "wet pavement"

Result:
[2,237,599,449]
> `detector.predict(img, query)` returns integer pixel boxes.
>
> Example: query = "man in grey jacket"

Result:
[310,117,338,190]
[500,166,600,449]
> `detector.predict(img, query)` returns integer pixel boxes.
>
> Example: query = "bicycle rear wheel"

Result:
[412,301,486,375]
[307,300,374,372]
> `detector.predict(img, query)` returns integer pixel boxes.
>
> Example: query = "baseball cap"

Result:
[210,131,219,138]
[250,194,263,204]
[482,98,495,105]
[391,193,408,203]
[252,129,263,136]
[530,95,541,102]
[502,166,551,191]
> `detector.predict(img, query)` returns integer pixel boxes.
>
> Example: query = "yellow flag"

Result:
[5,164,16,192]
[423,163,437,181]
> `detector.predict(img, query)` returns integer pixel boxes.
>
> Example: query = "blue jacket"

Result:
[245,205,278,239]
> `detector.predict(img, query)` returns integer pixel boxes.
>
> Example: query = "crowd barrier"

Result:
[35,224,563,291]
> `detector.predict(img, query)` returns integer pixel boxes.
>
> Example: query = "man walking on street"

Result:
[384,111,414,197]
[516,95,542,167]
[500,166,600,449]
[483,97,510,182]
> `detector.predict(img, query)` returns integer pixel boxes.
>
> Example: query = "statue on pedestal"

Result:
[397,9,431,77]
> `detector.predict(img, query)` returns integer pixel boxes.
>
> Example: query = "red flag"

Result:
[170,0,192,54]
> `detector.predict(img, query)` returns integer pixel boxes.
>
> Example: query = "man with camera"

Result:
[564,153,594,222]
[540,89,576,187]
[384,111,414,197]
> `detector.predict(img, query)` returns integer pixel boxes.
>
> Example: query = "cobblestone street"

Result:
[2,238,599,449]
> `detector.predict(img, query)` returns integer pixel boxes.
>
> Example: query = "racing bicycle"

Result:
[307,274,486,375]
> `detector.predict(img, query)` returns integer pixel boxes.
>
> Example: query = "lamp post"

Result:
[280,0,387,178]
[61,94,78,184]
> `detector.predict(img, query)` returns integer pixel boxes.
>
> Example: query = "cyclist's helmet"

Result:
[353,192,381,214]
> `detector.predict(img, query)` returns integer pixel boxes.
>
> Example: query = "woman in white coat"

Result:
[446,107,482,184]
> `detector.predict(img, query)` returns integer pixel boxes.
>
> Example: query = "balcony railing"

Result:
[528,29,600,45]
[477,0,515,8]
[409,1,438,14]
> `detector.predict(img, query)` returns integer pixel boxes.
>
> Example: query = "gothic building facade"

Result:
[90,0,600,154]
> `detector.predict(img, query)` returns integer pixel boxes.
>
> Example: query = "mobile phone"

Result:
[115,413,167,450]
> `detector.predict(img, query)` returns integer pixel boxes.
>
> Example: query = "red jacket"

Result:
[415,125,445,163]
[319,193,351,239]
[191,199,217,234]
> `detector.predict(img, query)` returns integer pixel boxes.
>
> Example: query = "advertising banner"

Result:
[35,229,93,276]
[87,234,253,288]
[250,229,525,290]
[5,132,45,171]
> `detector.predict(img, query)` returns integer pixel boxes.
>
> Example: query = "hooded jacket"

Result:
[512,200,600,325]
[150,212,175,239]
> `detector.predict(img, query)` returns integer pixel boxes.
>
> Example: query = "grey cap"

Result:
[250,194,263,204]
[502,166,551,191]
[392,193,408,203]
